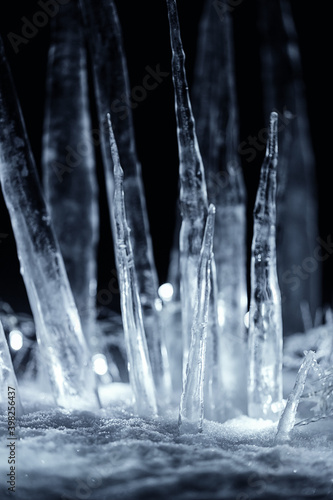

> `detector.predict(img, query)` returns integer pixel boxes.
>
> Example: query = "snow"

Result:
[1,379,332,499]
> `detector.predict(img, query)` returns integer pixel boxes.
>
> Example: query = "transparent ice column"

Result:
[258,0,320,334]
[109,117,157,417]
[179,205,215,434]
[192,0,247,415]
[42,1,99,351]
[276,350,315,442]
[0,37,99,410]
[79,0,169,399]
[165,0,209,376]
[248,112,283,421]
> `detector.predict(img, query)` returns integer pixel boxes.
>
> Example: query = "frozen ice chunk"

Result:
[109,116,157,417]
[247,112,283,421]
[42,1,99,353]
[192,0,248,415]
[179,205,215,434]
[0,37,99,411]
[79,0,169,398]
[258,0,320,334]
[165,0,209,377]
[276,350,316,442]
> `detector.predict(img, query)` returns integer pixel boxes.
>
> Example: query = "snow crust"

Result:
[1,381,332,499]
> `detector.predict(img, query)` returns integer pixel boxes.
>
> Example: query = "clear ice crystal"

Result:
[42,1,99,351]
[179,205,215,434]
[0,37,99,411]
[80,0,169,398]
[109,116,157,417]
[276,350,316,443]
[192,0,248,415]
[258,0,320,334]
[166,0,209,376]
[0,321,23,415]
[248,112,283,421]
[204,257,224,422]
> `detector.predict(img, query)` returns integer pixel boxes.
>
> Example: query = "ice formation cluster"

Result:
[0,0,332,453]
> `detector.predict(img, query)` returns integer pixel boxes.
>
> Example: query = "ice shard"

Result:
[276,350,315,443]
[42,1,99,351]
[109,116,157,417]
[204,259,224,422]
[248,112,283,421]
[179,205,215,434]
[0,321,23,415]
[166,0,208,375]
[258,0,320,334]
[0,37,99,411]
[79,0,169,399]
[192,0,247,414]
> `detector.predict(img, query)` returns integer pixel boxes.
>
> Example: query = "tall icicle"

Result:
[165,0,209,376]
[0,321,23,416]
[179,205,215,434]
[192,0,247,415]
[248,112,283,421]
[258,0,320,334]
[0,37,99,411]
[276,350,316,443]
[79,0,169,399]
[204,258,224,422]
[109,116,157,417]
[42,1,99,352]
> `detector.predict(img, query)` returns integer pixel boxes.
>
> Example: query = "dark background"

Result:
[0,0,331,316]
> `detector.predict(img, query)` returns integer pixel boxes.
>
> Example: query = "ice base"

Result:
[0,372,332,499]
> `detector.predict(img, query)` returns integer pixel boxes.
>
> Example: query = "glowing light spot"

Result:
[92,354,108,376]
[271,399,286,414]
[244,311,250,329]
[154,298,163,312]
[9,330,23,351]
[158,283,174,302]
[217,303,225,327]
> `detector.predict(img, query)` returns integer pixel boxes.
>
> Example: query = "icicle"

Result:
[276,350,316,443]
[204,259,224,422]
[0,37,99,411]
[179,205,215,434]
[159,284,183,399]
[258,0,320,334]
[109,116,157,417]
[42,1,99,355]
[192,0,247,415]
[248,112,283,421]
[0,321,23,416]
[79,0,169,399]
[165,0,208,376]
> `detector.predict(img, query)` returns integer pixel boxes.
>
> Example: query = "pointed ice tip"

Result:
[107,113,123,178]
[267,111,278,158]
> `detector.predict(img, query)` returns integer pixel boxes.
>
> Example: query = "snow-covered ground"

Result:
[1,380,332,500]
